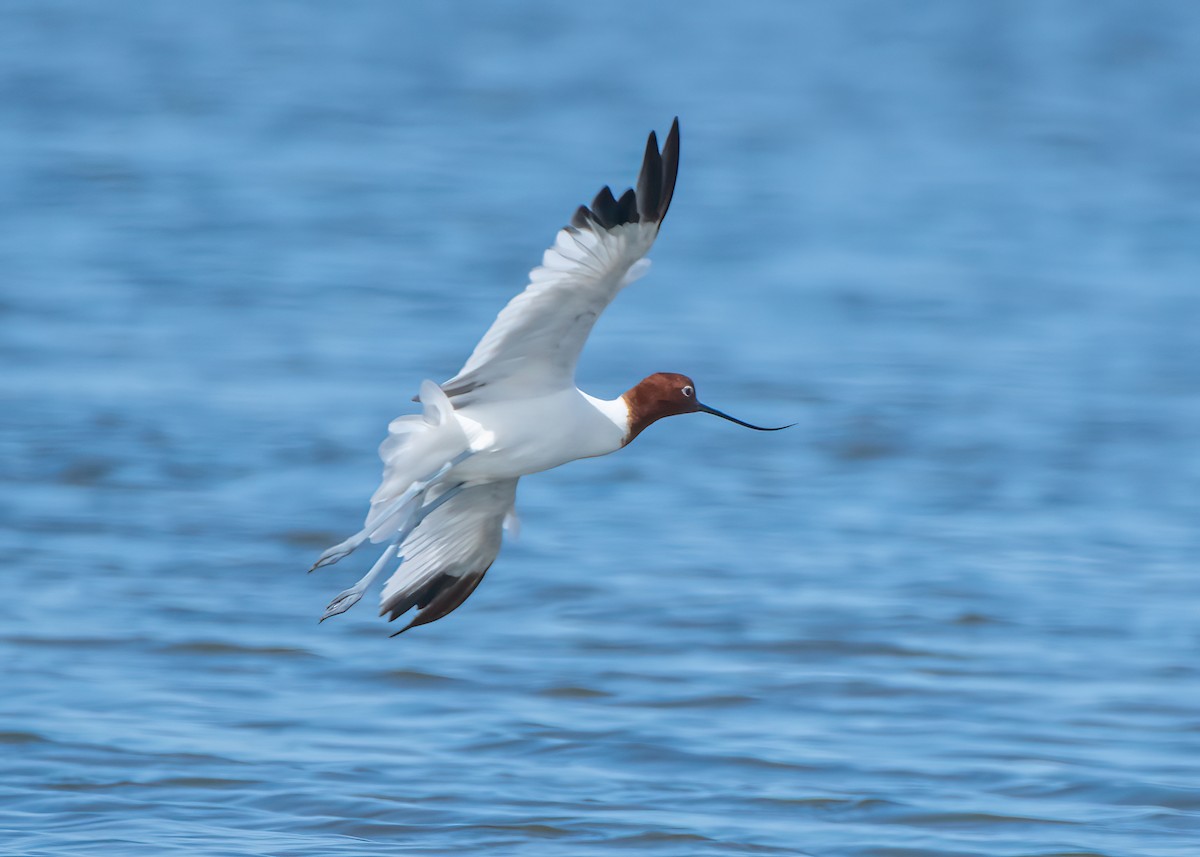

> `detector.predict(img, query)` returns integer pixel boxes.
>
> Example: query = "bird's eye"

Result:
[681,385,694,398]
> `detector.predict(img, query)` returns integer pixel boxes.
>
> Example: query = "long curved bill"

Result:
[697,402,794,431]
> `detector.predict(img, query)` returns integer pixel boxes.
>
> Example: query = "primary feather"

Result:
[439,118,679,405]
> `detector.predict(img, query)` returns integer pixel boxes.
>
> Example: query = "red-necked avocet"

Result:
[311,119,790,634]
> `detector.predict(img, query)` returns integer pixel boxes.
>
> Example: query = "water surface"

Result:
[3,2,1199,855]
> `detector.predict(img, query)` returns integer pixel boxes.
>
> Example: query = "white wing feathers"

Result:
[439,118,680,404]
[379,478,518,633]
[440,225,654,401]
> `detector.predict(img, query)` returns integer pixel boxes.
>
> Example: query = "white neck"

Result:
[583,392,633,442]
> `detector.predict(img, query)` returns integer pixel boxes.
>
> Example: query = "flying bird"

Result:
[311,119,789,634]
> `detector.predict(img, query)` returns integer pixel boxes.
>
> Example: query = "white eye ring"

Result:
[681,385,694,398]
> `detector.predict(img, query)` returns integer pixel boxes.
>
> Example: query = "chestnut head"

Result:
[622,372,792,443]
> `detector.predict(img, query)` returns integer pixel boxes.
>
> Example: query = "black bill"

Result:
[697,402,793,431]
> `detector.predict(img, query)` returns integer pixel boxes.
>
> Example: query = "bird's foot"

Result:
[319,585,367,622]
[309,543,354,572]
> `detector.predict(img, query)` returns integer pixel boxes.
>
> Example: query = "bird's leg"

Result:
[309,482,435,572]
[309,449,475,572]
[309,538,361,573]
[405,480,467,528]
[320,544,398,622]
[318,480,469,622]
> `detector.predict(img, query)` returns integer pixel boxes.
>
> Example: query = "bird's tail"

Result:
[309,381,470,571]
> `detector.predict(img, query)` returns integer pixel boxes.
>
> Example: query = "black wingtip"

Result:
[570,204,593,229]
[590,185,621,229]
[635,130,663,222]
[381,566,492,637]
[658,117,680,224]
[572,118,680,232]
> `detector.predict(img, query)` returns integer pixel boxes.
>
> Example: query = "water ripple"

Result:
[4,2,1200,855]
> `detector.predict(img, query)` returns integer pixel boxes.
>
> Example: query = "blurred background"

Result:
[2,2,1199,855]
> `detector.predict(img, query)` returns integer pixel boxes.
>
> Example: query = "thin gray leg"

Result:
[320,544,398,622]
[309,449,475,572]
[318,481,468,621]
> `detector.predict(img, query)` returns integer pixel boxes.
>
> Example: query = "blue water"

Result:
[3,2,1200,855]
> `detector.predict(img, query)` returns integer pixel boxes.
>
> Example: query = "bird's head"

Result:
[622,372,792,443]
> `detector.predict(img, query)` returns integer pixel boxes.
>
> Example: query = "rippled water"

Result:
[4,2,1200,855]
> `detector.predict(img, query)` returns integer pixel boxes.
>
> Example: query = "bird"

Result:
[310,118,789,635]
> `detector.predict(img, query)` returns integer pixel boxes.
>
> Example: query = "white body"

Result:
[452,390,630,482]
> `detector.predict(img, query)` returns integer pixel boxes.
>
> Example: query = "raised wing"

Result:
[439,119,680,405]
[379,478,518,634]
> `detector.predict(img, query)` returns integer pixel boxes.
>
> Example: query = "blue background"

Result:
[3,2,1199,854]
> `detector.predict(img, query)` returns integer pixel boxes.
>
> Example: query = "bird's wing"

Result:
[437,119,680,406]
[379,478,519,633]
